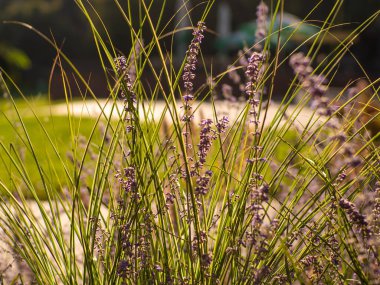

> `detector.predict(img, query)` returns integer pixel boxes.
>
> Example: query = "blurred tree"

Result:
[0,0,378,93]
[0,43,31,70]
[0,0,64,75]
[0,0,63,17]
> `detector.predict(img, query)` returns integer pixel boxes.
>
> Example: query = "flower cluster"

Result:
[339,198,371,240]
[289,53,312,81]
[289,52,328,98]
[251,184,269,205]
[221,84,235,101]
[182,21,206,116]
[200,253,213,269]
[191,230,208,253]
[248,182,269,227]
[89,218,110,261]
[115,167,140,200]
[255,1,269,50]
[128,39,143,83]
[116,209,153,280]
[301,255,323,281]
[116,222,133,278]
[215,116,229,134]
[228,65,241,84]
[195,170,212,196]
[245,52,265,97]
[328,235,340,266]
[243,52,265,134]
[196,119,217,168]
[114,55,137,111]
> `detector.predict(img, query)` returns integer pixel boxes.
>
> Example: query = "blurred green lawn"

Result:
[0,96,300,199]
[0,97,102,198]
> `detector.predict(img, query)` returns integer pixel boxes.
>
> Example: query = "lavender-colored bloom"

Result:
[182,94,194,102]
[249,98,260,108]
[301,255,323,278]
[228,65,241,84]
[289,52,327,98]
[197,119,216,167]
[115,166,138,197]
[154,264,163,272]
[181,21,206,117]
[255,1,269,50]
[128,39,143,83]
[245,52,265,97]
[216,116,229,134]
[180,114,194,123]
[335,170,347,185]
[339,198,371,239]
[221,84,235,101]
[200,253,213,268]
[114,55,137,111]
[165,192,175,208]
[246,157,267,163]
[114,56,127,73]
[289,52,312,80]
[117,259,132,278]
[348,156,362,168]
[195,171,212,196]
[191,230,208,253]
[304,74,328,98]
[195,175,210,196]
[253,184,269,202]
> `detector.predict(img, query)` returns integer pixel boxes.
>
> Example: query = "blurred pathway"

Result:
[51,99,317,128]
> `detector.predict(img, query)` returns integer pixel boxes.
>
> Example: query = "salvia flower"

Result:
[305,74,328,98]
[89,218,109,260]
[195,171,212,196]
[289,52,312,80]
[216,116,229,134]
[339,198,371,240]
[182,21,206,118]
[334,170,347,186]
[252,184,269,203]
[221,84,235,101]
[114,55,137,111]
[289,52,327,98]
[245,52,265,97]
[301,255,323,279]
[191,230,208,253]
[117,259,132,278]
[328,235,340,266]
[228,65,241,84]
[197,119,217,167]
[128,39,143,83]
[200,253,213,269]
[115,166,139,199]
[255,1,269,50]
[114,55,127,74]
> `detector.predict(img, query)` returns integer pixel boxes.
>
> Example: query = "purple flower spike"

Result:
[255,1,269,50]
[181,21,206,121]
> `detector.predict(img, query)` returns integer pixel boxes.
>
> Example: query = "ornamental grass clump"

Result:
[0,0,380,284]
